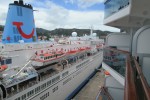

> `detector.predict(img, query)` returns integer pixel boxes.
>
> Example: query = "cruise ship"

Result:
[0,0,104,100]
[96,0,150,100]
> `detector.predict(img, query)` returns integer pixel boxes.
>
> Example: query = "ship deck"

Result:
[73,69,104,100]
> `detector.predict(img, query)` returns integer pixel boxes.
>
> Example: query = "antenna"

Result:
[33,10,39,12]
[90,26,93,36]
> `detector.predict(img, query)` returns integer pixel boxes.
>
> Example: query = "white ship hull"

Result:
[8,51,103,100]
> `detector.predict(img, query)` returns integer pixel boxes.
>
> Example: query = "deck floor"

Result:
[73,69,104,100]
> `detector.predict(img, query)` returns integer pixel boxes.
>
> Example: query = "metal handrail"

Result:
[124,55,137,100]
[105,47,129,54]
[133,57,150,100]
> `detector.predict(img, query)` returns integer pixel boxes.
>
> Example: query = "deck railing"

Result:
[98,47,150,100]
[131,57,150,100]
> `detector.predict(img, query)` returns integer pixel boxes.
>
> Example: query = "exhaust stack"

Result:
[2,0,37,43]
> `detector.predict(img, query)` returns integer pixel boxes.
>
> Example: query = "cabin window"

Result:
[35,86,40,93]
[63,77,72,85]
[6,59,12,64]
[1,60,5,65]
[41,83,46,90]
[15,97,20,100]
[48,92,49,96]
[21,94,26,100]
[27,90,34,97]
[47,80,51,86]
[52,76,60,83]
[62,71,69,77]
[35,87,38,93]
[35,86,41,94]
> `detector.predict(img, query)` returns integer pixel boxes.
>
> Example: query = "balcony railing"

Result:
[104,0,130,18]
[98,47,150,100]
[131,57,150,100]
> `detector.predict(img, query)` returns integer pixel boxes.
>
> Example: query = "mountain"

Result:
[36,28,111,38]
[0,25,111,38]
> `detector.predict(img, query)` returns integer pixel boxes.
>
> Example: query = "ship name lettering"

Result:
[40,92,49,100]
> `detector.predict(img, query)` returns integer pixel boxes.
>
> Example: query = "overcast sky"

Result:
[0,0,120,32]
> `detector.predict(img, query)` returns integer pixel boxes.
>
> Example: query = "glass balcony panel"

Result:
[104,0,129,18]
[103,48,127,77]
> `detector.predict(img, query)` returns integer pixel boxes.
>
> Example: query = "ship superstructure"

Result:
[96,0,150,100]
[0,0,104,100]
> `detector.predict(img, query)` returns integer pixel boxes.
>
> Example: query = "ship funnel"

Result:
[2,0,37,43]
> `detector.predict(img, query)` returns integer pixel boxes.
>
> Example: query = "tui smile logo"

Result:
[13,22,34,39]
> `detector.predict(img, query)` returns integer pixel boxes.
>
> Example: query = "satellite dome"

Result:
[92,33,97,37]
[72,32,77,37]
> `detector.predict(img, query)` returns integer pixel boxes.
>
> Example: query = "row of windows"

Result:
[27,90,34,98]
[15,75,60,100]
[0,59,12,65]
[47,80,51,86]
[76,60,89,69]
[21,94,26,100]
[62,71,69,77]
[35,86,41,94]
[104,0,129,18]
[42,56,54,60]
[104,56,112,61]
[15,89,34,100]
[63,77,72,85]
[41,83,47,90]
[43,54,63,60]
[52,76,60,83]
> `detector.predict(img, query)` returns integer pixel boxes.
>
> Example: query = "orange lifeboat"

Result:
[0,65,8,72]
[104,71,110,76]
